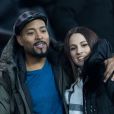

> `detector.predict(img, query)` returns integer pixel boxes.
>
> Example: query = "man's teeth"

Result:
[35,43,44,48]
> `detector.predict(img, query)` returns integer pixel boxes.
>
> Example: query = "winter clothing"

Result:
[0,36,68,114]
[83,39,114,114]
[65,80,83,114]
[62,39,114,114]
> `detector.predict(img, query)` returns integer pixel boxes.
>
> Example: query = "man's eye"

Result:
[27,32,34,35]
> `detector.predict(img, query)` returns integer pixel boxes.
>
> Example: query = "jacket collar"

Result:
[1,35,16,64]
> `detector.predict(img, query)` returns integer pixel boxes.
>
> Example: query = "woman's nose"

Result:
[77,47,83,54]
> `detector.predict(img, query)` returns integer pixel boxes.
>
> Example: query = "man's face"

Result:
[17,19,49,58]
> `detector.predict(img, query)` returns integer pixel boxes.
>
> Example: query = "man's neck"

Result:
[26,56,46,71]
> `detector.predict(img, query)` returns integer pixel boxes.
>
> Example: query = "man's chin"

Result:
[33,52,47,58]
[32,47,49,58]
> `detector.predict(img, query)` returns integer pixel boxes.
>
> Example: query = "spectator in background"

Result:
[51,0,114,50]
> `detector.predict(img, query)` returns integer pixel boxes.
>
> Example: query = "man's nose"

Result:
[35,31,43,40]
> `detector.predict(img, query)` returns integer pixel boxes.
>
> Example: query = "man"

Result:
[0,10,66,114]
[0,10,114,114]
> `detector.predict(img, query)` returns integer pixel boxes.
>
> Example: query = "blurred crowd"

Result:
[0,0,114,53]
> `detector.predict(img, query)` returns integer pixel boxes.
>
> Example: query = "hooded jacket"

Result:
[0,35,69,114]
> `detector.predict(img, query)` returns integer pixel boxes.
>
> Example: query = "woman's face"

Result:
[69,33,91,67]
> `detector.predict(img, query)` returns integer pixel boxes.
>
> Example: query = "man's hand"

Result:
[104,57,114,82]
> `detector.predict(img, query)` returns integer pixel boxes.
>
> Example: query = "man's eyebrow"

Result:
[39,26,47,29]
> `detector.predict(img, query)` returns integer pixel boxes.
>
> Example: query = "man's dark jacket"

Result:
[0,36,68,114]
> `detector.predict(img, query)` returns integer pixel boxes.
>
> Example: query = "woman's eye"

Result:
[41,29,47,33]
[82,44,88,47]
[70,47,76,51]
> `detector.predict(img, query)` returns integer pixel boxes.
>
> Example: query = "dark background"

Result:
[0,0,114,54]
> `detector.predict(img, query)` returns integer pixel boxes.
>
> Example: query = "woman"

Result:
[63,26,114,114]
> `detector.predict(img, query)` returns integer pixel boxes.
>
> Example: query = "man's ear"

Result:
[16,36,23,46]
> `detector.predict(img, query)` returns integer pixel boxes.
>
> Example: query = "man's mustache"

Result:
[33,40,47,46]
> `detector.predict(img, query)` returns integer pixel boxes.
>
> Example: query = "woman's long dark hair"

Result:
[64,26,99,82]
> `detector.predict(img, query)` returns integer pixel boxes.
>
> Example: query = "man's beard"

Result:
[25,40,49,58]
[32,48,48,58]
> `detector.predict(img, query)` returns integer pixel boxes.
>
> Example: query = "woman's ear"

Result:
[16,36,23,46]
